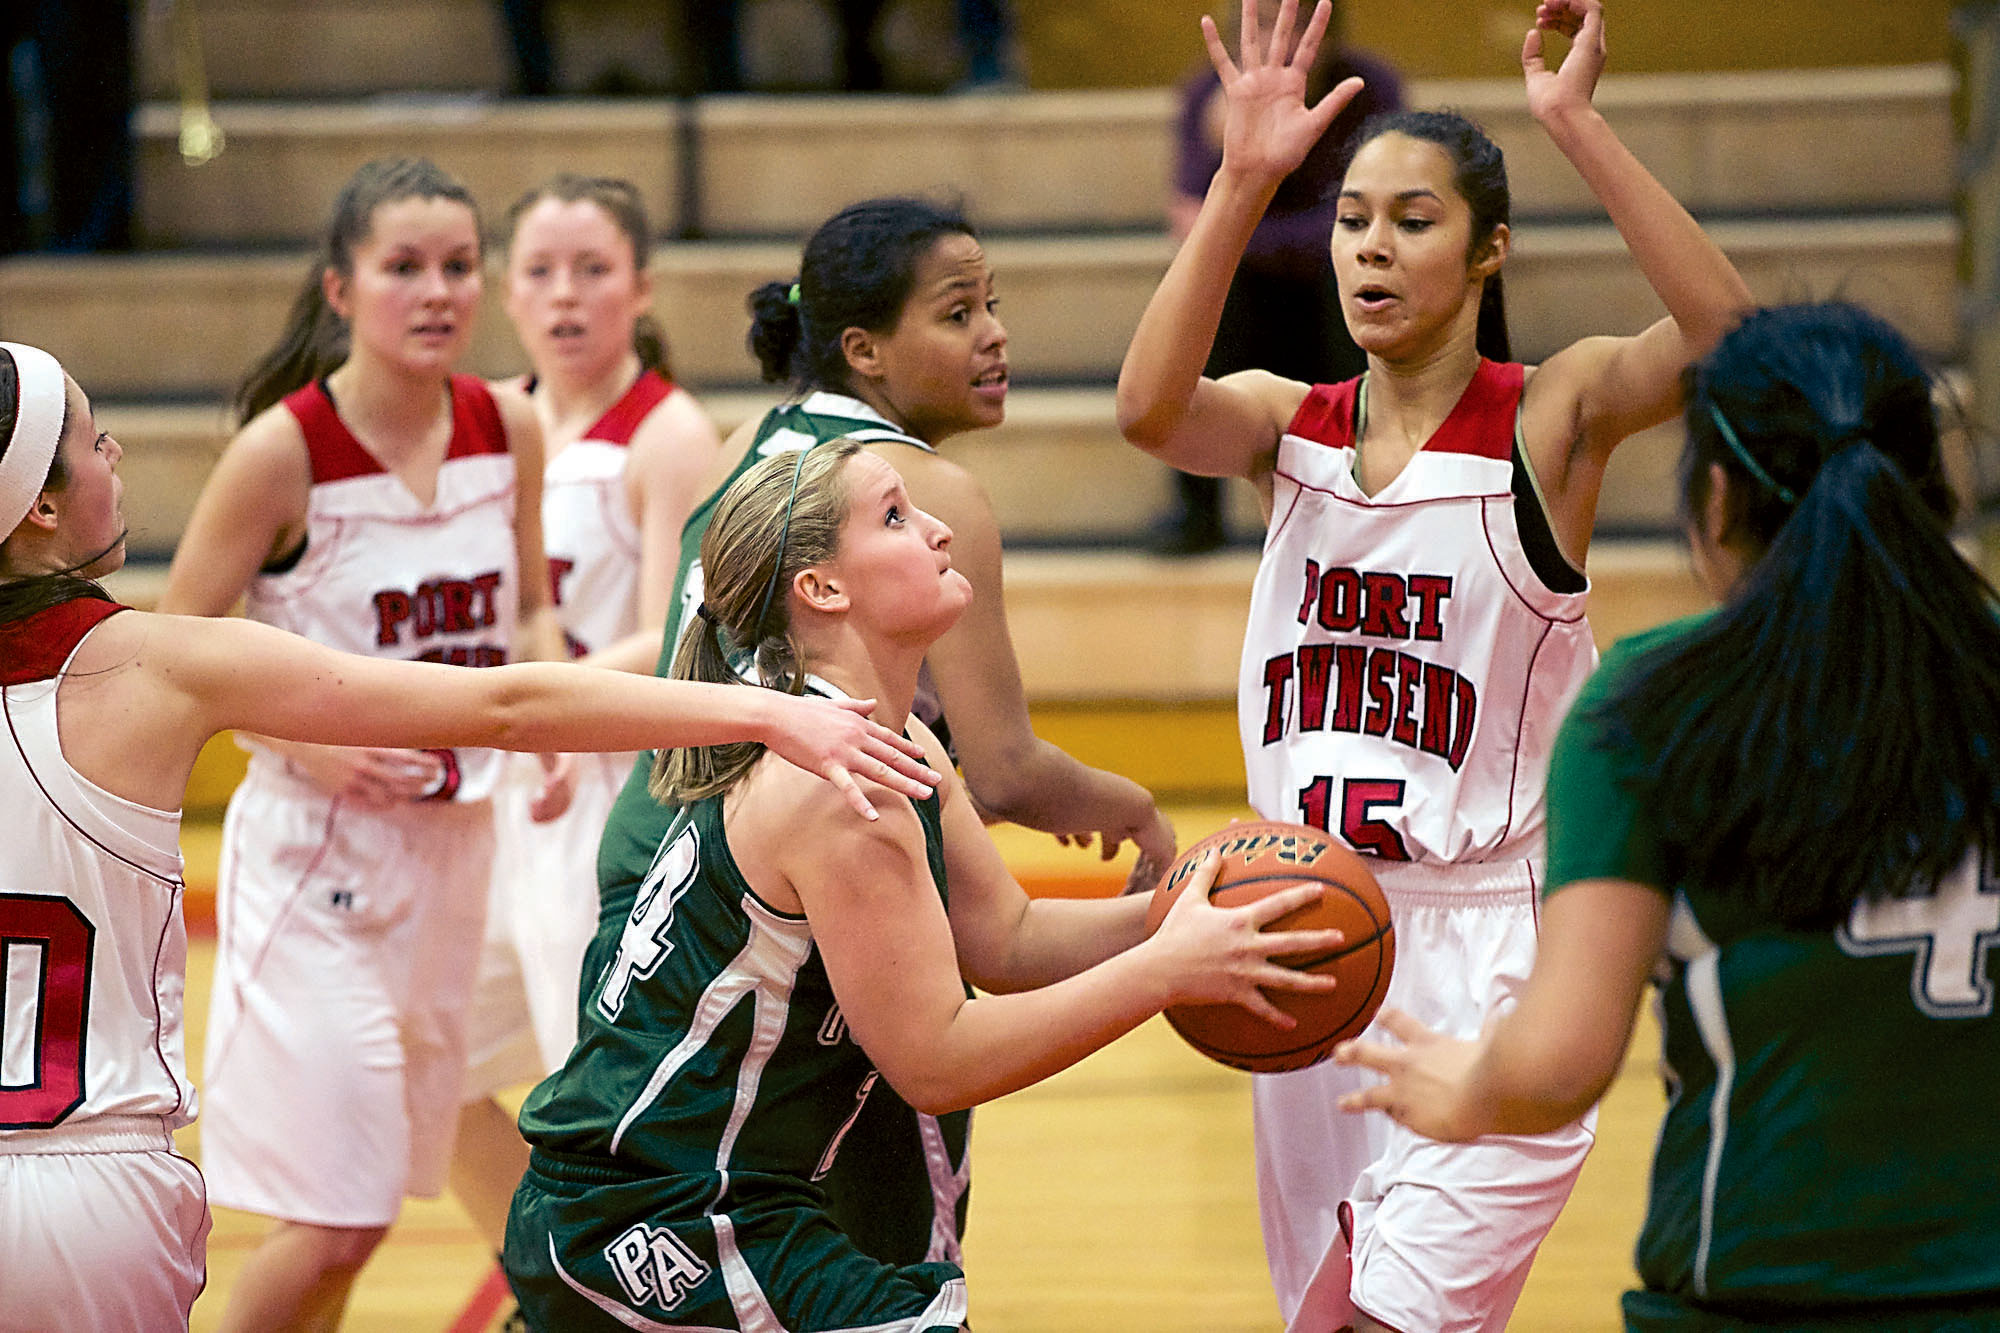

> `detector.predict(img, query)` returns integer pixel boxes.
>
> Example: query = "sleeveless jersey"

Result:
[0,600,195,1136]
[1240,360,1595,865]
[541,369,675,660]
[522,781,950,1188]
[247,375,519,802]
[591,400,966,1268]
[1550,616,2000,1319]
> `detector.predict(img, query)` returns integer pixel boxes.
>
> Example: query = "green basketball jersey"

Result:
[525,777,948,1183]
[1548,615,2000,1324]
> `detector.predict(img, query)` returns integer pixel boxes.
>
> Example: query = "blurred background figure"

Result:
[0,0,136,253]
[495,0,556,96]
[1151,0,1400,554]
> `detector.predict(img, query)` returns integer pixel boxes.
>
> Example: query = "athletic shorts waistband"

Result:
[0,1115,178,1155]
[527,1144,665,1186]
[1373,857,1539,907]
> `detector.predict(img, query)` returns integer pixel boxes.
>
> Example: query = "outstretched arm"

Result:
[790,760,1344,1116]
[1333,876,1666,1139]
[1116,0,1363,486]
[73,610,938,821]
[1521,0,1752,491]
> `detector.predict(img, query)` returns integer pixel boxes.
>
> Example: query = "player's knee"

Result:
[305,1223,391,1273]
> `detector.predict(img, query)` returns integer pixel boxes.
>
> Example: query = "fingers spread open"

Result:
[825,765,879,822]
[1242,882,1327,926]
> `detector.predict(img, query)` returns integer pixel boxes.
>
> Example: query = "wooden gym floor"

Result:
[174,801,1661,1332]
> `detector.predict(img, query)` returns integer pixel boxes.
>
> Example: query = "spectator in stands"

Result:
[1151,0,1400,554]
[0,0,135,253]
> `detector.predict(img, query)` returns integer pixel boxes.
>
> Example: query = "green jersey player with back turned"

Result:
[1339,302,2000,1330]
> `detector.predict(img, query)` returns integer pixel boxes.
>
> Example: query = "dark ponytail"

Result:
[234,157,481,424]
[1346,110,1512,362]
[1600,303,2000,926]
[746,196,976,391]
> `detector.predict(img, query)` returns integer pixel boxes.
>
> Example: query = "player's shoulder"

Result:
[630,383,724,458]
[216,403,313,494]
[753,745,932,870]
[1224,367,1316,428]
[1597,611,1716,682]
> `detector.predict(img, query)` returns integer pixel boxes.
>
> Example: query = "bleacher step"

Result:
[4,215,1958,400]
[132,68,1952,246]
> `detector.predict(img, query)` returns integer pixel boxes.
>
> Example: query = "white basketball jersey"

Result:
[1,601,194,1135]
[540,370,675,660]
[1239,361,1596,865]
[245,376,519,801]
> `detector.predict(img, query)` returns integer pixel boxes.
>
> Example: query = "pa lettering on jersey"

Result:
[371,571,509,666]
[605,1222,711,1312]
[1258,558,1477,770]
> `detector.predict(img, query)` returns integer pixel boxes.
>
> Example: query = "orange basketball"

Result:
[1144,820,1394,1074]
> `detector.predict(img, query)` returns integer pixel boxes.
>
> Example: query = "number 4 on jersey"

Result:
[598,824,700,1022]
[1838,855,2000,1019]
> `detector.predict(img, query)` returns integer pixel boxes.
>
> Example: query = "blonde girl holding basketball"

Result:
[503,438,1342,1332]
[449,174,726,1252]
[0,340,934,1331]
[1117,1,1751,1329]
[594,196,1179,1271]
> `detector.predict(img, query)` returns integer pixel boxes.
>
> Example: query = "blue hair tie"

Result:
[1709,403,1798,506]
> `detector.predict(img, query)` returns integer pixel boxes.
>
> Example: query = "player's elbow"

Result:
[1115,392,1181,458]
[1114,363,1191,456]
[882,1065,988,1117]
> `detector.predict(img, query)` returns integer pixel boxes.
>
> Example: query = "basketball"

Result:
[1144,821,1394,1074]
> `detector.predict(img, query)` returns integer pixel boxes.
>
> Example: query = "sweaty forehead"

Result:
[914,233,990,292]
[1342,134,1463,203]
[843,451,909,508]
[364,195,482,250]
[516,196,622,244]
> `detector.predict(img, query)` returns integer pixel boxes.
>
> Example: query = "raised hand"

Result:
[764,694,942,822]
[1201,0,1364,185]
[1523,0,1608,125]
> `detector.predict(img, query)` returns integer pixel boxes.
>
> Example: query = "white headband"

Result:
[0,341,67,537]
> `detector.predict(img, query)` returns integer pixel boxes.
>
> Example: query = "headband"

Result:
[0,342,67,537]
[1708,403,1797,506]
[753,445,816,640]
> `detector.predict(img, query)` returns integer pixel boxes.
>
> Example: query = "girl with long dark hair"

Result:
[1337,300,2000,1328]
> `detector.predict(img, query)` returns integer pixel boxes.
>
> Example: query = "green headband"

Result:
[753,445,816,642]
[1709,403,1797,506]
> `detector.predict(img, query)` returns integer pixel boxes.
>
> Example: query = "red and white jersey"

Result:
[245,375,519,801]
[1,601,195,1135]
[541,369,675,659]
[1239,360,1596,866]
